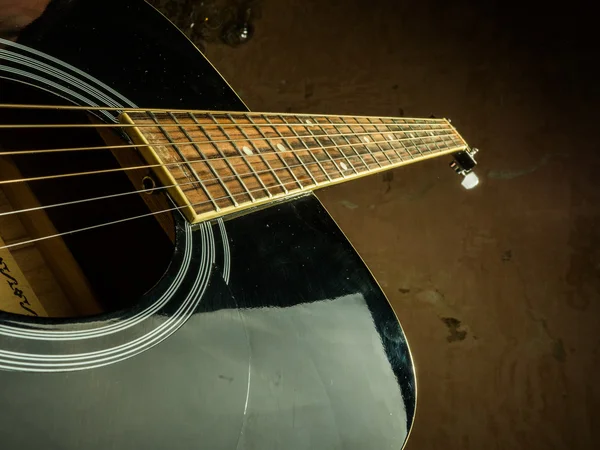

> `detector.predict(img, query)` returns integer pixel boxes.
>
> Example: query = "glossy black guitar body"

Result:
[0,1,415,448]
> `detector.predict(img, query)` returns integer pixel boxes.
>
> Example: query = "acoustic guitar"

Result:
[0,1,478,448]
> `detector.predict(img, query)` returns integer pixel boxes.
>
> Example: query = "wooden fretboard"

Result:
[121,110,469,223]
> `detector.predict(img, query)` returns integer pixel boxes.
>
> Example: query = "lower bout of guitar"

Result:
[0,194,415,449]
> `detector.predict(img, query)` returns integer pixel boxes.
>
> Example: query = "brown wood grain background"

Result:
[156,0,599,448]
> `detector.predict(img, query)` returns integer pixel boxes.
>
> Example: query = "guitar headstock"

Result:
[450,147,479,189]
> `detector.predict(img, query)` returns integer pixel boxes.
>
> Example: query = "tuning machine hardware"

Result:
[450,148,479,189]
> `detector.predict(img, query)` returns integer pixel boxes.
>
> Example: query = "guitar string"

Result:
[0,121,447,129]
[0,105,464,249]
[0,135,464,219]
[0,132,461,186]
[0,106,448,130]
[0,128,453,156]
[0,144,466,251]
[0,103,449,123]
[0,105,459,185]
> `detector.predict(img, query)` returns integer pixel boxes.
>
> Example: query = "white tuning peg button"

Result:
[461,172,479,190]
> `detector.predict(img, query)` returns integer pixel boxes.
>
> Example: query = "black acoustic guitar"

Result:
[0,1,478,448]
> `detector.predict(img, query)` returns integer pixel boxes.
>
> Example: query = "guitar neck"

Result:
[121,110,469,223]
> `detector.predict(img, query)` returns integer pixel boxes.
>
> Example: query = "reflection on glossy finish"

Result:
[0,196,414,449]
[0,0,416,448]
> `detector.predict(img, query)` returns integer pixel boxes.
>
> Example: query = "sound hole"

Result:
[0,81,175,318]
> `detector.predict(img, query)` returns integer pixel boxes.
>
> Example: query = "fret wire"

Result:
[2,117,453,131]
[247,114,304,190]
[186,114,451,130]
[188,113,240,206]
[1,128,458,190]
[324,116,372,171]
[0,129,457,160]
[447,120,470,148]
[230,113,449,129]
[234,116,289,195]
[19,137,464,221]
[174,142,466,213]
[401,135,415,159]
[279,115,333,183]
[356,117,389,167]
[189,135,458,182]
[431,135,452,155]
[391,119,416,160]
[406,121,426,158]
[424,122,446,155]
[301,118,346,179]
[36,130,455,219]
[0,125,452,158]
[194,167,351,216]
[360,118,394,165]
[347,117,384,168]
[418,121,441,156]
[402,138,416,159]
[365,117,396,165]
[417,120,434,155]
[396,119,424,136]
[78,118,466,193]
[203,146,446,208]
[436,126,459,153]
[424,127,448,152]
[148,112,219,208]
[429,130,454,155]
[379,121,405,162]
[131,115,451,141]
[312,118,359,176]
[381,119,407,162]
[223,113,273,199]
[265,115,319,186]
[128,112,456,158]
[207,115,258,202]
[166,112,220,211]
[385,119,408,161]
[1,131,463,200]
[190,116,247,202]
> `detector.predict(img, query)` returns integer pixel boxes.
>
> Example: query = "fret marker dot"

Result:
[277,143,286,152]
[306,119,312,124]
[363,136,370,143]
[388,134,394,140]
[242,146,253,155]
[340,162,348,170]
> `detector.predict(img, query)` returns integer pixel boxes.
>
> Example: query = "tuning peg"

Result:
[461,171,479,189]
[450,148,479,189]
